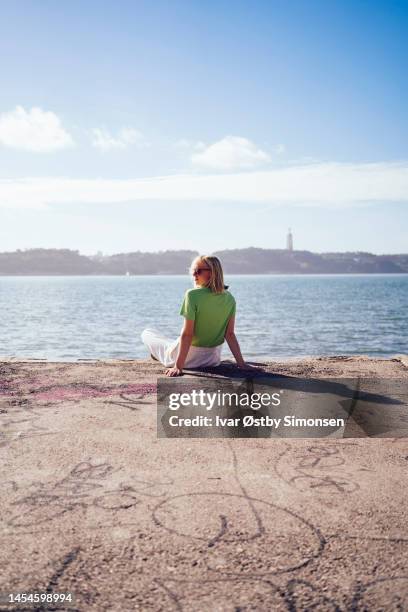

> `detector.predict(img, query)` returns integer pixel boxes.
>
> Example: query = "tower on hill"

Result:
[286,228,293,251]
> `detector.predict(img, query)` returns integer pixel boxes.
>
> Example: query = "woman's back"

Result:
[142,253,247,375]
[179,287,236,347]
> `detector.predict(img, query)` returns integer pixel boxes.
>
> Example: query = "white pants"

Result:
[141,327,222,368]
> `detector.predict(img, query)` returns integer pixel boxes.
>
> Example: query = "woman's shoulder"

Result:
[224,289,236,301]
[184,287,209,298]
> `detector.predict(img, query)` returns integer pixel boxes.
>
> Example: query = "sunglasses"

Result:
[193,268,211,276]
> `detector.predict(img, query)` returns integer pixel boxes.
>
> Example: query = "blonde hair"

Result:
[189,255,227,294]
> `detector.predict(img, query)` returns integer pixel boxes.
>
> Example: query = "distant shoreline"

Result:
[1,248,407,275]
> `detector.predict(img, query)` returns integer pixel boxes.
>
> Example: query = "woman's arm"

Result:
[165,318,194,377]
[224,315,246,367]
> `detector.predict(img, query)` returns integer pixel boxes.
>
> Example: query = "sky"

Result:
[0,0,407,255]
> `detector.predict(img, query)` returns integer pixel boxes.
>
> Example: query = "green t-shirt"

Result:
[179,287,236,347]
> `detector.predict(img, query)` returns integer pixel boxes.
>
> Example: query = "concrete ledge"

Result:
[1,357,408,610]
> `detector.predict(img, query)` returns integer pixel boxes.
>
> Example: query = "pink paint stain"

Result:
[0,383,157,401]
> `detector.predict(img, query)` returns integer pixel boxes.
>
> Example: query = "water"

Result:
[1,274,407,361]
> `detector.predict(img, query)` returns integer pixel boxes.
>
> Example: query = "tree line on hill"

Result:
[0,247,407,275]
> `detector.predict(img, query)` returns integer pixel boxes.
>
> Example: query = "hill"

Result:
[0,247,407,275]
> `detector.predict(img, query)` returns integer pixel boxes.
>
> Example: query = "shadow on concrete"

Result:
[179,361,408,438]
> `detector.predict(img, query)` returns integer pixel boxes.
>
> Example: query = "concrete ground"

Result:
[1,355,408,611]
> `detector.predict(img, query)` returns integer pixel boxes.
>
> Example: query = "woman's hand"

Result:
[236,361,260,371]
[166,320,193,378]
[165,366,183,377]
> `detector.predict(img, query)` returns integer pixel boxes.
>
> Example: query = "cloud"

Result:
[91,127,146,152]
[1,161,408,210]
[0,106,74,152]
[191,136,271,170]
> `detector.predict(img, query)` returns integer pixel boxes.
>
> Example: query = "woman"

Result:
[141,255,249,377]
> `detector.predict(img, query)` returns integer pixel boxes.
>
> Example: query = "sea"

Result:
[1,274,407,361]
